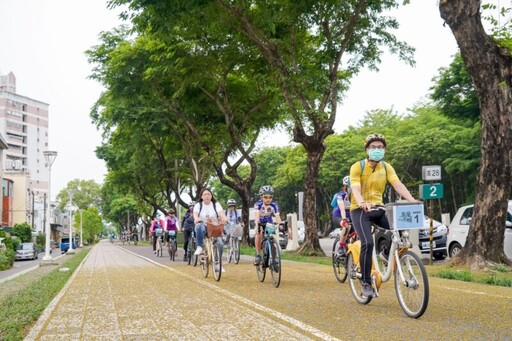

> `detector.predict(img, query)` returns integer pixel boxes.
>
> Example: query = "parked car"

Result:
[446,201,512,260]
[15,242,38,260]
[374,215,448,259]
[60,238,77,253]
[329,228,341,239]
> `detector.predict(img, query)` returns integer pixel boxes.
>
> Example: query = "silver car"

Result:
[16,242,38,260]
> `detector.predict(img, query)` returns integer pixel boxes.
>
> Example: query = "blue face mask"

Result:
[368,148,385,161]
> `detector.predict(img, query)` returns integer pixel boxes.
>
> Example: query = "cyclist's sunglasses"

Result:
[262,195,273,199]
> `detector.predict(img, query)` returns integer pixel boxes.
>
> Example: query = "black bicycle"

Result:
[168,230,177,261]
[255,223,281,288]
[187,230,198,266]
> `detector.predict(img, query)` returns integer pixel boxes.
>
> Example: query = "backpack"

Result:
[331,160,388,208]
[199,201,219,218]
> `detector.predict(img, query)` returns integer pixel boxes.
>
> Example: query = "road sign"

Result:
[419,183,444,200]
[422,165,442,181]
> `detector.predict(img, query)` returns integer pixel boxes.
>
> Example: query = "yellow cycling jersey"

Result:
[349,159,400,209]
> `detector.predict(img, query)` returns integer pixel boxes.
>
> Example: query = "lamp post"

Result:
[66,191,76,254]
[79,209,84,248]
[42,151,57,262]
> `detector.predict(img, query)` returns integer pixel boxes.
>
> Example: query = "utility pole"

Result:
[31,191,35,230]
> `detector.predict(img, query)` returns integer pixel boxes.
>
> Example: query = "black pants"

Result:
[351,207,390,284]
[183,229,194,254]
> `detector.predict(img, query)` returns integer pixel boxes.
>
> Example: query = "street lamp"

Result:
[66,191,76,254]
[42,151,57,262]
[79,209,84,248]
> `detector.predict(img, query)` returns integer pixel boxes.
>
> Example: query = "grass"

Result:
[0,247,90,340]
[241,243,512,287]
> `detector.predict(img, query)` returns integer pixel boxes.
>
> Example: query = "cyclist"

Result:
[150,216,164,254]
[165,209,179,255]
[333,175,352,258]
[224,199,239,242]
[181,202,196,262]
[193,188,227,271]
[350,133,418,298]
[253,185,282,266]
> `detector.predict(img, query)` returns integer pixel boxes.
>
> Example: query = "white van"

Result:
[446,200,512,260]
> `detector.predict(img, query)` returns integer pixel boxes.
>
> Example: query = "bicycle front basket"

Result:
[168,230,176,237]
[206,222,224,238]
[231,225,243,238]
[265,223,277,235]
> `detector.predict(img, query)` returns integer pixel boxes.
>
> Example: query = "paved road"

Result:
[26,241,512,340]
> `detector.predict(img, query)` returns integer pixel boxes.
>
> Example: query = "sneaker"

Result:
[183,255,188,262]
[153,250,157,254]
[337,246,346,257]
[254,254,262,266]
[194,246,203,256]
[362,283,374,298]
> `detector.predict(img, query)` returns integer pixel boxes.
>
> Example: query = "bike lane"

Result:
[27,241,339,340]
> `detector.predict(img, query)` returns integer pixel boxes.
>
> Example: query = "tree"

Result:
[56,179,102,212]
[440,0,512,267]
[74,207,103,244]
[12,223,32,243]
[107,0,415,256]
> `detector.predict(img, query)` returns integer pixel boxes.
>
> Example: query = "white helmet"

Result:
[227,199,236,207]
[342,176,350,186]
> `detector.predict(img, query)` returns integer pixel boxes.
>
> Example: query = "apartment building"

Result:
[0,71,50,231]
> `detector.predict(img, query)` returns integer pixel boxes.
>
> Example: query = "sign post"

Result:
[420,166,443,265]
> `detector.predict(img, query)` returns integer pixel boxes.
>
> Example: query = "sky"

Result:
[0,0,460,199]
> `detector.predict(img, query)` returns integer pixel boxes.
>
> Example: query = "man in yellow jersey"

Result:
[350,133,418,298]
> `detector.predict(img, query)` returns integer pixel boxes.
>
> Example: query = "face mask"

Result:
[368,148,385,161]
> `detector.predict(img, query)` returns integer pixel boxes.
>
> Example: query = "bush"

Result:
[35,233,45,251]
[0,249,15,271]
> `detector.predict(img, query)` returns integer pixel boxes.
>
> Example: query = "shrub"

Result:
[0,249,15,271]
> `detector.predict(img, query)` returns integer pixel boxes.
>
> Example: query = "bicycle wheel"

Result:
[256,241,266,282]
[269,239,281,288]
[394,250,429,318]
[234,238,241,264]
[332,238,348,283]
[347,253,372,304]
[227,238,234,264]
[201,244,209,278]
[212,241,222,282]
[170,241,176,261]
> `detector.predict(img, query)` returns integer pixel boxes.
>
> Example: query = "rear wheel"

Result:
[234,239,241,264]
[212,242,222,282]
[347,253,372,304]
[332,238,348,283]
[269,239,281,288]
[394,250,429,318]
[227,238,234,263]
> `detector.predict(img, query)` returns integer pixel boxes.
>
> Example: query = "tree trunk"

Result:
[440,0,512,267]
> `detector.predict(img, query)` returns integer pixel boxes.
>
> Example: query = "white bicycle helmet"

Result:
[227,199,236,207]
[258,185,274,195]
[342,176,350,186]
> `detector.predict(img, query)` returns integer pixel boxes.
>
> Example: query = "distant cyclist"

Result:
[253,185,282,266]
[225,199,239,242]
[350,133,418,298]
[333,175,352,258]
[165,209,178,252]
[181,202,196,262]
[150,216,164,254]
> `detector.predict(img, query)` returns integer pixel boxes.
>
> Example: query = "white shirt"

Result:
[194,201,224,221]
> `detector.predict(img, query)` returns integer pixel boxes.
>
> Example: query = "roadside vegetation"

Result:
[0,248,90,340]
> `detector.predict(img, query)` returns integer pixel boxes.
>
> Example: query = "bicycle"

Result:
[227,224,242,264]
[332,226,357,283]
[199,219,224,281]
[155,234,164,257]
[255,223,281,288]
[346,203,429,318]
[187,231,198,266]
[167,230,178,261]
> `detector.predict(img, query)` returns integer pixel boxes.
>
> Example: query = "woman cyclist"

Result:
[253,185,282,266]
[333,175,352,258]
[350,133,418,298]
[193,188,227,271]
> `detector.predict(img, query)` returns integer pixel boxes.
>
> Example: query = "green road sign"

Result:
[419,183,444,200]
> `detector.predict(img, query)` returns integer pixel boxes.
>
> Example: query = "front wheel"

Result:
[269,239,281,288]
[332,238,348,283]
[394,250,429,318]
[347,252,372,305]
[212,242,222,282]
[449,242,463,258]
[227,238,234,264]
[201,247,209,278]
[256,242,266,283]
[234,239,241,264]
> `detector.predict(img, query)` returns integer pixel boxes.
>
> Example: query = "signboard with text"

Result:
[422,165,441,181]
